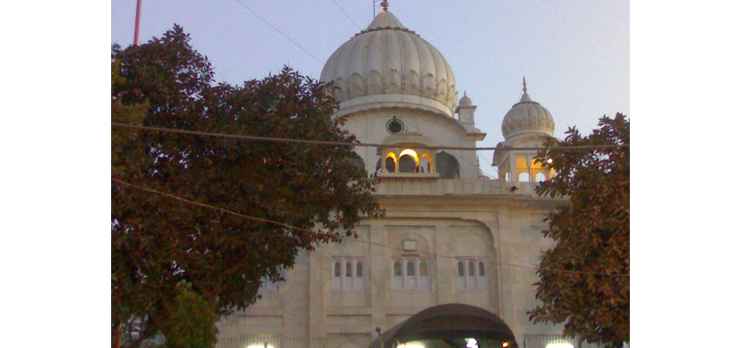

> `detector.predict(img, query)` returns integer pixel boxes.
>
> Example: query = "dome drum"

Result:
[334,93,457,118]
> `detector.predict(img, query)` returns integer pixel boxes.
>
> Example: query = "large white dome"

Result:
[320,9,458,117]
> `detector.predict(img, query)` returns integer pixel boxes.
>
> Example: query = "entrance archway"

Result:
[370,304,518,348]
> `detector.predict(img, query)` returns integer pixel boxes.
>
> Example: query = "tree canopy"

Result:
[528,114,629,348]
[111,25,381,347]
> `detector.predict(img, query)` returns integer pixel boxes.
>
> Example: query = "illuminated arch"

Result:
[420,153,433,173]
[385,152,398,173]
[399,149,420,161]
[370,304,519,348]
[515,156,528,181]
[398,149,419,173]
[530,158,548,182]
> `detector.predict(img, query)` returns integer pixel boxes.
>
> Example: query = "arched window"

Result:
[418,259,430,290]
[457,258,488,290]
[392,258,430,290]
[346,154,365,172]
[516,156,528,170]
[421,153,433,173]
[398,149,420,173]
[535,172,546,182]
[398,154,417,172]
[333,257,365,291]
[392,260,404,290]
[386,156,396,173]
[516,156,529,182]
[437,151,460,179]
[355,261,364,290]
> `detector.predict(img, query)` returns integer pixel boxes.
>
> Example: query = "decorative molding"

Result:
[333,70,457,112]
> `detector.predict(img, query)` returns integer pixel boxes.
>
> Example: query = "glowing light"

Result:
[247,345,274,348]
[545,340,573,348]
[465,338,478,348]
[397,342,424,348]
[398,149,420,163]
[502,342,509,348]
[546,158,553,164]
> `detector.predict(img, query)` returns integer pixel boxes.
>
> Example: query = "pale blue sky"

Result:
[111,0,629,178]
[5,2,755,345]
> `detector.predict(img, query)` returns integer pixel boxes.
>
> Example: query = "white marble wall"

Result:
[216,191,566,347]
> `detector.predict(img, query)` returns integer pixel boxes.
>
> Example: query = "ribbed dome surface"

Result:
[502,91,555,139]
[320,10,458,116]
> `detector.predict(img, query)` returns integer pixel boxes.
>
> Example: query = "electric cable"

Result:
[111,122,629,151]
[230,0,326,65]
[112,122,625,197]
[112,176,629,278]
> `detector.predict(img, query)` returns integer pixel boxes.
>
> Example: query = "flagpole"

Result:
[133,0,142,46]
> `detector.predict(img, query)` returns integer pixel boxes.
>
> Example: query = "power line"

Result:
[112,121,626,195]
[228,0,432,119]
[230,0,325,65]
[111,122,629,151]
[226,3,510,179]
[112,176,629,278]
[328,0,362,30]
[115,3,628,280]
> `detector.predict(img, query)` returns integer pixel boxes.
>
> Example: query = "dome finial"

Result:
[380,1,389,11]
[523,76,527,94]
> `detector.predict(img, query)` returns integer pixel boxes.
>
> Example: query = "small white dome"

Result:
[320,9,458,117]
[459,91,473,107]
[502,80,555,139]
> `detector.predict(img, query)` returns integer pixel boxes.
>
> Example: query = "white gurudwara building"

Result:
[217,3,588,348]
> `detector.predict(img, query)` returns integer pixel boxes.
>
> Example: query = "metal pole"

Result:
[133,0,142,46]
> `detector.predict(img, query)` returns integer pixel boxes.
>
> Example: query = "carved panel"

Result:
[422,75,436,98]
[387,69,402,94]
[334,77,347,101]
[350,73,365,97]
[406,70,420,96]
[367,70,382,95]
[335,70,458,111]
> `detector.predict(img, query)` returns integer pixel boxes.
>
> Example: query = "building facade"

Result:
[216,4,576,348]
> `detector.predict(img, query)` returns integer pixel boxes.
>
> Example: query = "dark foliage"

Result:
[111,25,381,347]
[528,114,629,348]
